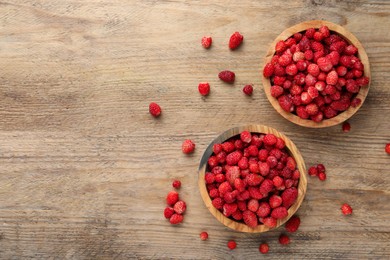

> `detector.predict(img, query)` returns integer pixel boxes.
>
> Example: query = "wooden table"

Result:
[1,1,389,259]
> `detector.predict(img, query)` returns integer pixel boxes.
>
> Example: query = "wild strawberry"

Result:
[260,179,274,196]
[269,195,283,209]
[304,49,314,60]
[341,203,353,215]
[249,162,259,173]
[248,186,263,200]
[232,210,243,221]
[227,240,237,250]
[216,152,226,164]
[222,141,235,153]
[262,217,277,228]
[223,203,238,217]
[201,36,212,49]
[263,134,277,146]
[308,166,318,176]
[205,173,215,184]
[182,139,195,154]
[296,60,308,71]
[266,155,278,168]
[243,84,253,96]
[172,180,181,189]
[327,51,340,66]
[259,162,270,176]
[259,243,269,254]
[246,174,263,186]
[317,164,325,173]
[278,95,294,112]
[223,190,238,204]
[285,215,300,232]
[239,131,251,144]
[278,54,292,67]
[346,79,359,93]
[212,197,224,210]
[237,190,250,201]
[385,143,390,154]
[234,178,246,193]
[229,31,243,50]
[319,25,330,37]
[209,188,219,198]
[330,100,350,111]
[286,64,298,76]
[340,55,353,68]
[169,213,184,224]
[198,82,210,96]
[271,206,288,219]
[317,56,333,72]
[263,63,274,78]
[305,28,316,38]
[173,200,186,214]
[279,234,290,245]
[226,166,241,185]
[296,106,309,119]
[281,187,298,208]
[311,41,324,52]
[351,97,362,108]
[149,102,162,117]
[323,106,338,118]
[213,144,223,154]
[226,151,242,166]
[270,85,284,98]
[200,231,208,241]
[218,70,235,83]
[356,76,369,87]
[342,122,351,132]
[313,31,324,42]
[218,181,232,196]
[243,210,258,228]
[238,157,249,170]
[164,207,174,219]
[330,41,347,53]
[326,71,339,86]
[305,74,317,86]
[318,172,326,181]
[307,63,319,76]
[305,103,319,116]
[310,111,323,122]
[166,191,179,206]
[275,40,287,53]
[293,51,305,62]
[344,44,358,55]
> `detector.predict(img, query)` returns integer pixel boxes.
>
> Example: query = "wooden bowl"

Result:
[198,125,307,233]
[262,20,371,128]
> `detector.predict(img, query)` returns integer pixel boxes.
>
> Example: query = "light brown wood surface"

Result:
[198,125,307,233]
[0,0,389,259]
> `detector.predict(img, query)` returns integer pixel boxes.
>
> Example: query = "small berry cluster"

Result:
[263,25,369,122]
[164,181,186,224]
[199,32,253,97]
[308,163,327,181]
[205,131,300,229]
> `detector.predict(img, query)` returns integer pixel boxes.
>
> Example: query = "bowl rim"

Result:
[198,125,307,233]
[262,20,371,128]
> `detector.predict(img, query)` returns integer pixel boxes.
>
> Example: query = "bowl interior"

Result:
[198,125,307,233]
[262,20,371,128]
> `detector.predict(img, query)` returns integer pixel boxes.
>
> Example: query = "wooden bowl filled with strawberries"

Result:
[262,20,370,128]
[198,125,307,233]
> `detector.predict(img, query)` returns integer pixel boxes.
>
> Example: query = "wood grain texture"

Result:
[198,125,307,233]
[262,20,371,128]
[0,0,389,259]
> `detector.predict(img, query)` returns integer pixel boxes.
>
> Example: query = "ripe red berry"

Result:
[198,82,210,96]
[200,231,208,241]
[240,131,252,143]
[173,200,187,214]
[342,122,351,132]
[172,180,181,189]
[227,240,237,250]
[149,102,161,117]
[182,139,195,154]
[259,243,269,254]
[164,207,174,219]
[201,36,212,49]
[386,143,390,154]
[285,215,300,232]
[166,191,179,206]
[229,31,244,50]
[317,164,326,173]
[263,63,274,78]
[341,203,353,215]
[318,172,326,181]
[279,234,290,245]
[169,213,184,224]
[243,84,253,95]
[218,70,235,83]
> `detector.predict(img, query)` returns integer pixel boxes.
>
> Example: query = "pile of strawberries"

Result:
[263,25,369,122]
[205,130,300,228]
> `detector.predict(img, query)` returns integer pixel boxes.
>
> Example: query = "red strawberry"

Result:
[246,174,263,186]
[218,181,232,195]
[229,31,243,50]
[218,70,235,83]
[223,190,239,203]
[201,36,212,49]
[262,217,277,228]
[259,243,269,254]
[200,231,208,241]
[344,44,358,55]
[341,203,353,215]
[198,82,210,96]
[226,151,242,166]
[240,131,252,143]
[234,178,246,192]
[263,63,274,78]
[225,166,241,185]
[296,106,309,119]
[227,240,237,250]
[232,210,243,221]
[166,191,179,206]
[182,139,195,154]
[285,215,301,232]
[223,203,238,217]
[149,102,162,117]
[350,97,362,108]
[243,210,258,228]
[305,103,319,116]
[164,207,174,219]
[281,188,298,208]
[308,166,318,176]
[222,141,235,153]
[275,40,287,53]
[260,179,274,196]
[278,54,293,67]
[263,134,277,146]
[173,200,186,214]
[317,57,333,72]
[279,234,290,245]
[243,84,253,95]
[257,202,271,217]
[271,206,288,219]
[319,25,330,37]
[247,199,260,212]
[212,197,224,209]
[248,186,263,200]
[269,195,283,208]
[278,95,293,112]
[169,213,184,224]
[326,71,339,85]
[270,85,284,98]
